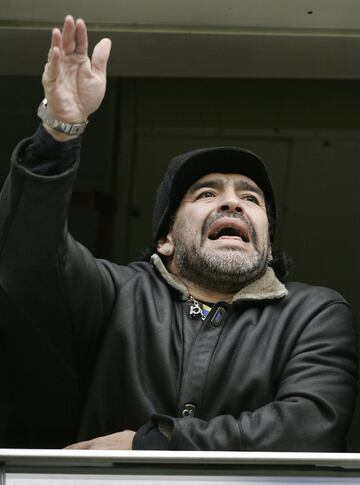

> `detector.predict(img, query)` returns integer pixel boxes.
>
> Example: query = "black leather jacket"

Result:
[0,135,358,450]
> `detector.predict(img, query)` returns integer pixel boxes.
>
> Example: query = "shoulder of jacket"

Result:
[285,281,350,307]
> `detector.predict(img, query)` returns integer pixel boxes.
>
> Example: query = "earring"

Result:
[165,246,170,254]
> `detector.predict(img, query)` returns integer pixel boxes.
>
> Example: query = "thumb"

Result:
[91,38,112,75]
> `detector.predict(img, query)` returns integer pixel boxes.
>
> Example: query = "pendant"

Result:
[189,296,206,321]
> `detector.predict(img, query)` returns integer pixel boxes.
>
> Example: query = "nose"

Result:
[218,190,243,213]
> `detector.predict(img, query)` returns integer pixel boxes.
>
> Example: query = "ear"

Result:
[157,234,175,257]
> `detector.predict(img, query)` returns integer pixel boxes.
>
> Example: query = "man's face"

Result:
[159,172,272,293]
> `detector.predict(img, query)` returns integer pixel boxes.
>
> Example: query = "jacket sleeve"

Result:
[150,300,358,451]
[0,134,116,371]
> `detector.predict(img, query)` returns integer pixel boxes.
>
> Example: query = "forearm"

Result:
[0,129,79,270]
[20,123,80,175]
[151,394,352,452]
[145,302,358,452]
[0,127,115,376]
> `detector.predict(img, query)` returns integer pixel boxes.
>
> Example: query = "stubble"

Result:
[171,211,271,294]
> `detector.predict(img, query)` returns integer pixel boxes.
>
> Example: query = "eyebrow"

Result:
[188,177,264,199]
[235,180,264,198]
[188,179,223,194]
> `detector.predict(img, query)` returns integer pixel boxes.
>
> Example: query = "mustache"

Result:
[201,211,257,245]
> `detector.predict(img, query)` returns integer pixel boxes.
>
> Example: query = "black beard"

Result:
[172,212,271,294]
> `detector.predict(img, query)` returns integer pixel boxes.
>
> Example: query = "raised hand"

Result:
[42,15,111,136]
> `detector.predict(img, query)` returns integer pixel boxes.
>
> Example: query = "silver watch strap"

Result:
[37,98,88,136]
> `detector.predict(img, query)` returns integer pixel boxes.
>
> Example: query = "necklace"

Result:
[188,295,207,321]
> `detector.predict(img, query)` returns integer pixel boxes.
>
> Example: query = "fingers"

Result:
[64,440,91,450]
[45,45,61,83]
[62,15,76,54]
[44,15,110,88]
[46,27,61,67]
[50,27,62,51]
[59,15,88,57]
[43,29,62,84]
[75,18,88,56]
[44,15,89,84]
[91,38,112,75]
[50,15,103,65]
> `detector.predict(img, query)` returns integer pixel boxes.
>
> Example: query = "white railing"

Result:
[2,450,360,484]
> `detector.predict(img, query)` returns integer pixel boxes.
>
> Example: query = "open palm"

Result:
[42,15,111,124]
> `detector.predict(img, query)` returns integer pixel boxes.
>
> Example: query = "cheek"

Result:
[173,212,204,242]
[260,222,271,247]
[172,215,193,239]
[252,214,270,242]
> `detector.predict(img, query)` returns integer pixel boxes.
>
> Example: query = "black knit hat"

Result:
[152,146,276,243]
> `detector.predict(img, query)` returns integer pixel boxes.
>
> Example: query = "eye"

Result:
[197,191,216,199]
[242,194,260,204]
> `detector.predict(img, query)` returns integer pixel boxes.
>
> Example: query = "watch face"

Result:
[37,100,47,121]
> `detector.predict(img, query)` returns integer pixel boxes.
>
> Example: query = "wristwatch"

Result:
[37,98,88,136]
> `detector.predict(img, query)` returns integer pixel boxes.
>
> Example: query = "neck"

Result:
[168,259,234,303]
[184,279,235,303]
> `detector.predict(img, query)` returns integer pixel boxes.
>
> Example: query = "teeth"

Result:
[209,228,239,239]
[208,220,248,241]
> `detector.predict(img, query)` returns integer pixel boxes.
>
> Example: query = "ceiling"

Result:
[2,0,360,78]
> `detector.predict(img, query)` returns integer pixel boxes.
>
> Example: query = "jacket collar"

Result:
[151,253,288,303]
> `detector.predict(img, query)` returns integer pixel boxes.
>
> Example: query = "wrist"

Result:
[37,98,88,140]
[42,122,80,142]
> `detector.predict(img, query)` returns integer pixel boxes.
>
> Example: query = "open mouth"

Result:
[207,218,250,242]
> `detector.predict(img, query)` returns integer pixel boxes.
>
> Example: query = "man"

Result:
[0,16,357,450]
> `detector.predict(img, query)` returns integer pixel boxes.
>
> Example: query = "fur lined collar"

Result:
[151,254,288,303]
